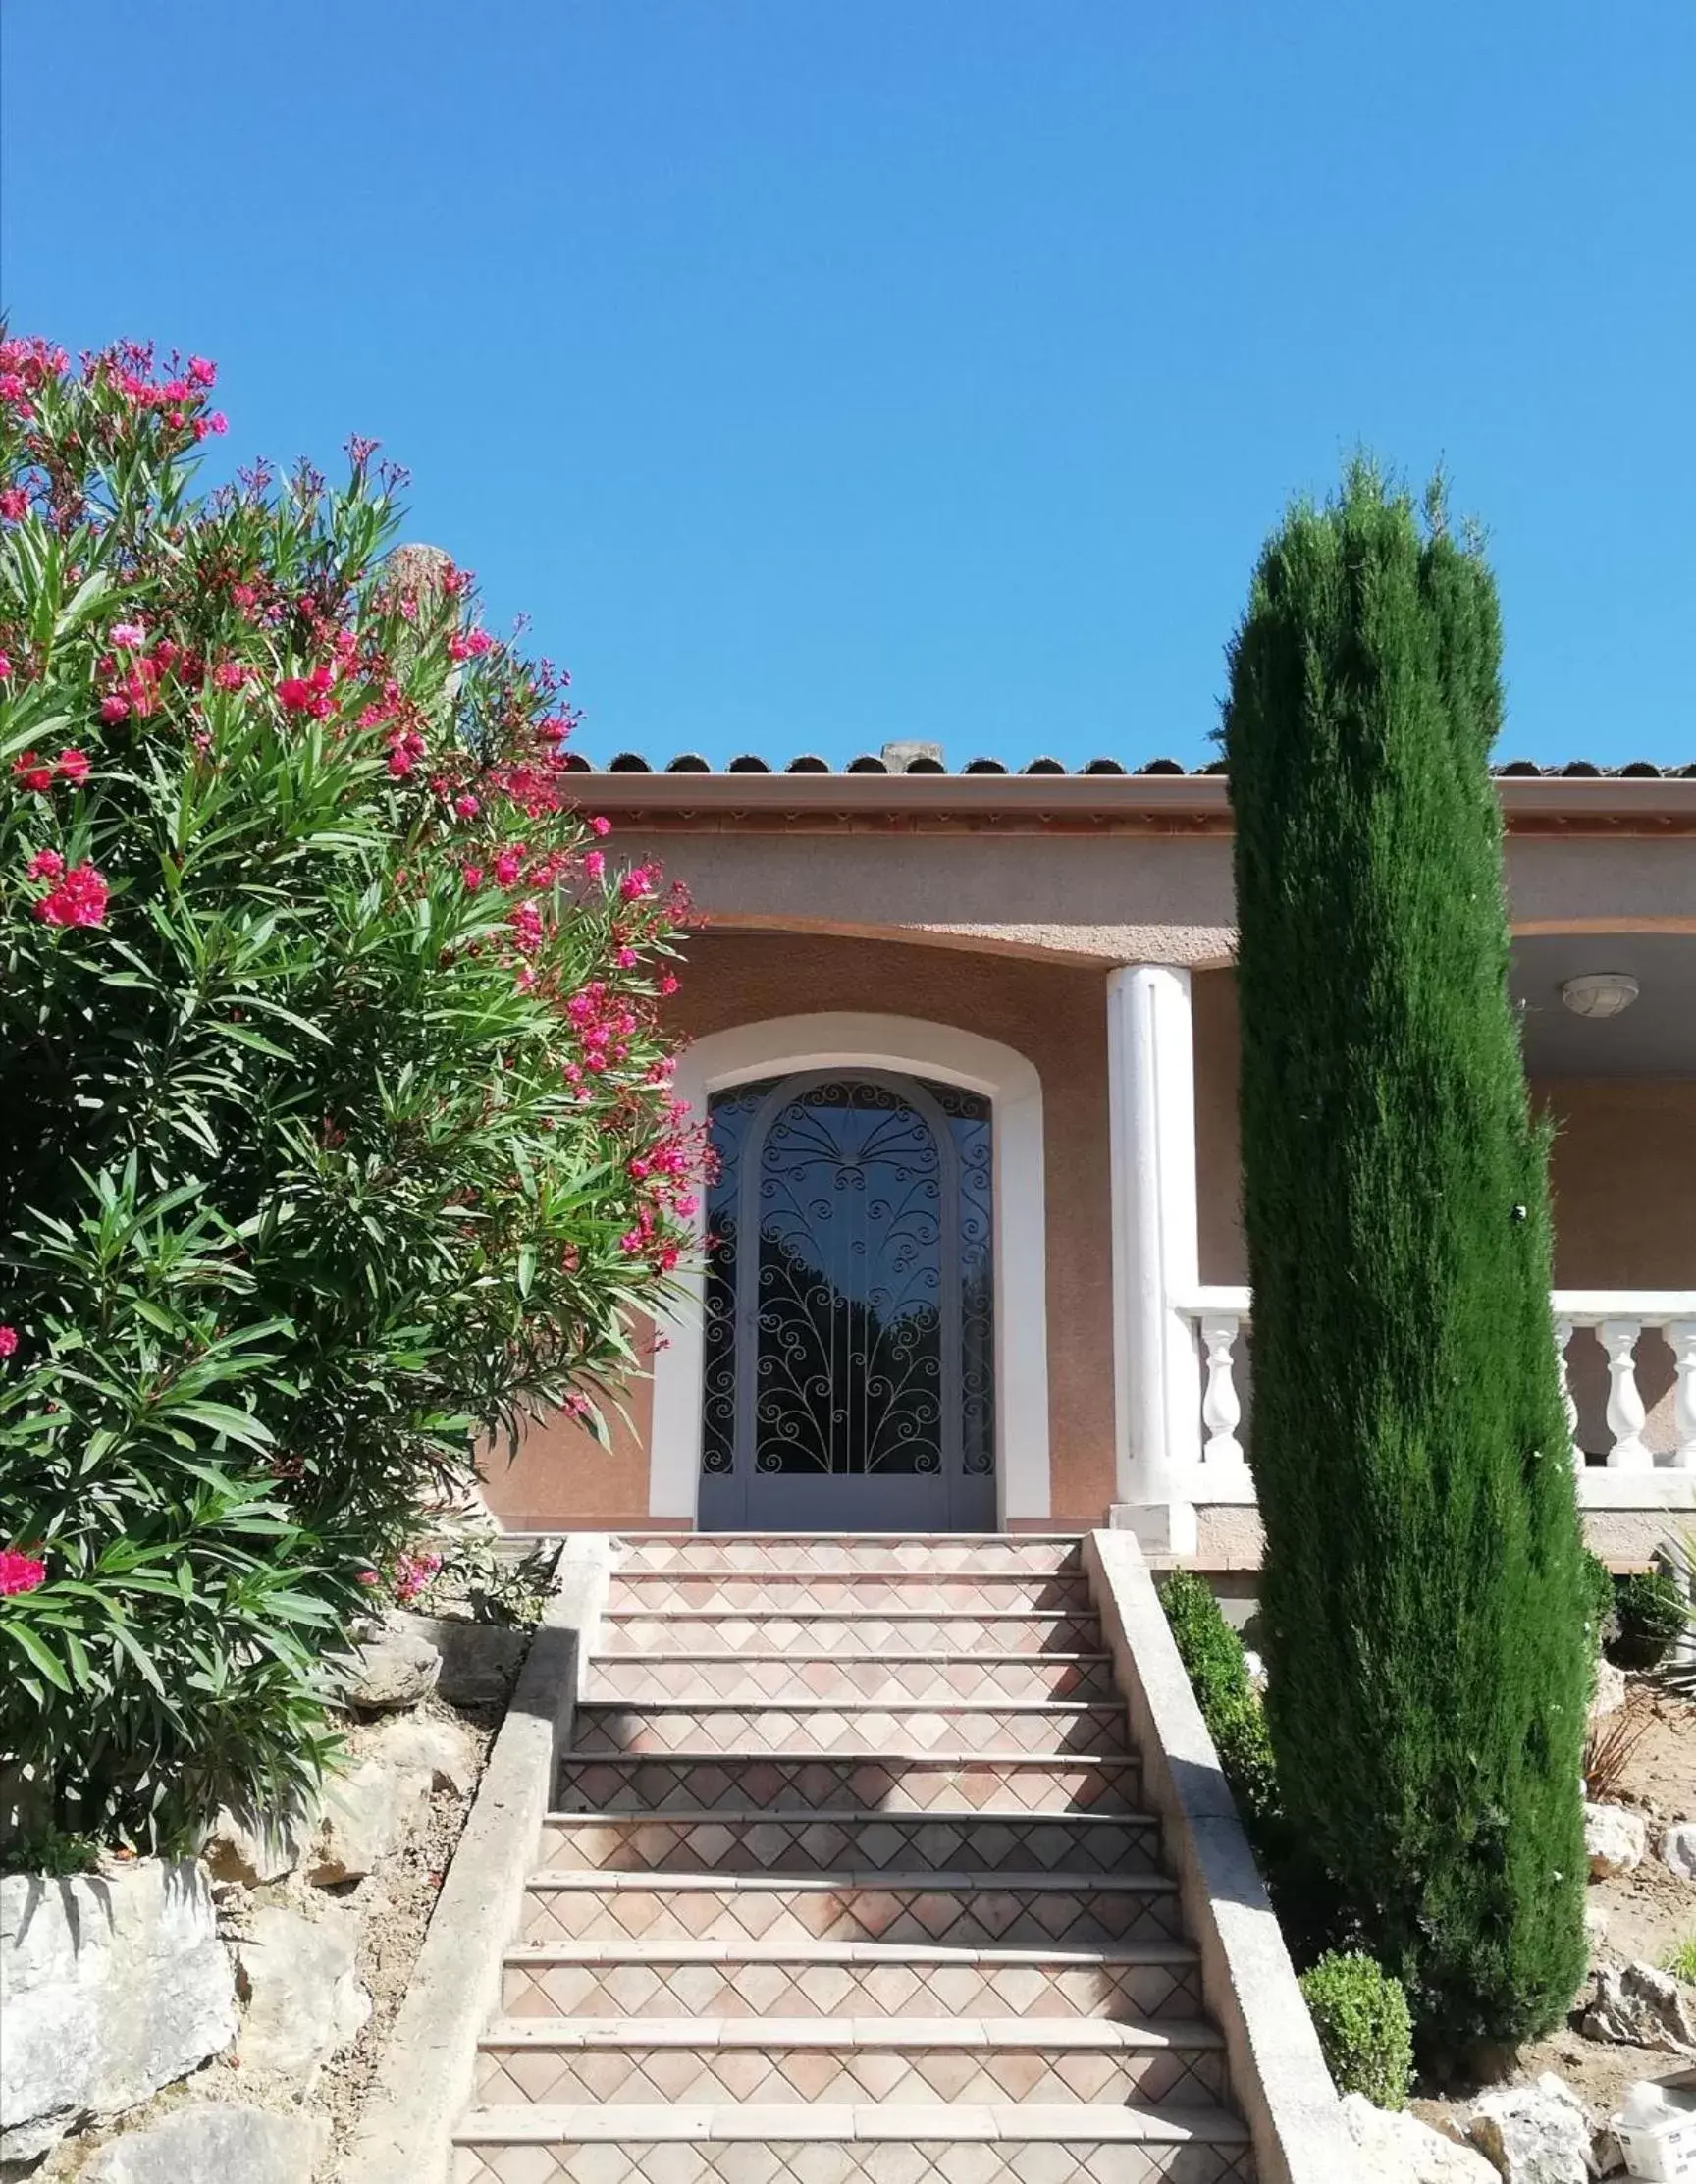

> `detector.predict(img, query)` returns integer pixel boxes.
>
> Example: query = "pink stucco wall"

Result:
[482,947,1696,1532]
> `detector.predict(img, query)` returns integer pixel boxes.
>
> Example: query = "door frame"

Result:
[650,1012,1051,1530]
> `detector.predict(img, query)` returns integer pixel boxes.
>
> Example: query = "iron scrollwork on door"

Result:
[702,1072,994,1490]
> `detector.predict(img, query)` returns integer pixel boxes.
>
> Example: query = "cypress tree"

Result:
[1222,463,1589,2053]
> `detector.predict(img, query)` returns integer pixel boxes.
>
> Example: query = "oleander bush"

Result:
[0,333,698,1854]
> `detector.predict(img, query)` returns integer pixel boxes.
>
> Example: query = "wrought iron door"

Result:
[699,1071,995,1531]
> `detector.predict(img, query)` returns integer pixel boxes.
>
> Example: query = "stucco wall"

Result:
[594,824,1696,967]
[483,945,1696,1532]
[484,930,1122,1532]
[1190,968,1696,1290]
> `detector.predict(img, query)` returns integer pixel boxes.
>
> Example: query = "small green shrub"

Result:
[1159,1571,1280,1828]
[1299,1951,1414,2108]
[1159,1571,1342,1965]
[1616,1571,1687,1649]
[1,1823,100,1877]
[1583,1551,1618,1649]
[411,1534,556,1626]
[1664,1934,1696,1985]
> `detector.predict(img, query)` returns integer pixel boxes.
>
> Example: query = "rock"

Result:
[1584,1903,1609,1946]
[1467,2072,1597,2183]
[0,1860,238,2163]
[1341,2091,1499,2181]
[393,1610,529,1707]
[1589,1659,1627,1724]
[199,1802,312,1888]
[79,2101,327,2183]
[367,1711,478,1796]
[1585,1801,1647,1879]
[1661,1822,1696,1881]
[232,1904,369,2089]
[1582,1961,1696,2052]
[342,1623,441,1711]
[305,1755,418,1884]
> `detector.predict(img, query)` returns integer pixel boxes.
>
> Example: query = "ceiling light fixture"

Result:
[1560,973,1640,1020]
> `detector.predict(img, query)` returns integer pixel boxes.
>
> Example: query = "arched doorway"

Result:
[698,1069,996,1531]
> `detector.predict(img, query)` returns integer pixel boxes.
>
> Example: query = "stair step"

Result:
[607,1574,1093,1616]
[615,1536,1085,1575]
[473,2015,1228,2107]
[555,1753,1144,1815]
[568,1703,1130,1759]
[537,1809,1165,1877]
[450,2103,1257,2184]
[519,1874,1188,1950]
[502,1942,1205,2023]
[599,1612,1105,1655]
[585,1656,1118,1704]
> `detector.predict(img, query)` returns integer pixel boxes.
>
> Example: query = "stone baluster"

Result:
[1670,1320,1696,1472]
[1599,1318,1652,1471]
[1554,1317,1581,1469]
[1199,1315,1246,1470]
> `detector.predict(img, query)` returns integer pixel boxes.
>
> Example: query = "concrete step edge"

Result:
[478,2015,1225,2051]
[523,1871,1179,1894]
[452,2101,1251,2146]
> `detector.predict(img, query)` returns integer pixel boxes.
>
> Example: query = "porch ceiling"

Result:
[1513,931,1696,1077]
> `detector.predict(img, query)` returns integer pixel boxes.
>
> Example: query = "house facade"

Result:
[483,747,1696,1569]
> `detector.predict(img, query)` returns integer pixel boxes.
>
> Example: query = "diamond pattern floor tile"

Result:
[569,1704,1131,1760]
[554,1756,1144,1816]
[535,1812,1163,1877]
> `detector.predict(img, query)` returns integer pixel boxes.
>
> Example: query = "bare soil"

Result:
[1414,1676,1696,2149]
[309,1695,500,2171]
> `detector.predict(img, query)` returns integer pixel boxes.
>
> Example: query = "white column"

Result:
[1106,964,1202,1555]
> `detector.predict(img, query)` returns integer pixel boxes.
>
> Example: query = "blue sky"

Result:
[4,3,1692,771]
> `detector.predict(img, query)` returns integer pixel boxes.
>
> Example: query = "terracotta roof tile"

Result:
[564,745,1696,779]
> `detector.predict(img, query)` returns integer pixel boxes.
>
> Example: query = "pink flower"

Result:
[589,815,611,837]
[56,750,90,785]
[619,867,655,902]
[35,862,110,929]
[212,661,247,691]
[0,488,26,521]
[0,650,11,677]
[461,865,484,893]
[0,1326,16,1358]
[109,621,146,650]
[615,947,638,969]
[452,794,479,820]
[660,972,679,996]
[0,1548,45,1597]
[356,1569,379,1587]
[26,849,64,880]
[187,355,217,387]
[583,850,606,882]
[11,752,55,792]
[100,693,130,724]
[277,667,334,719]
[493,845,525,888]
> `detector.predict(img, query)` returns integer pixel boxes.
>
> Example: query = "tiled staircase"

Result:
[451,1535,1256,2184]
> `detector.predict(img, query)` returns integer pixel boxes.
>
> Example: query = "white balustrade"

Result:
[1173,1288,1696,1487]
[1554,1315,1581,1466]
[1198,1313,1246,1470]
[1673,1322,1696,1470]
